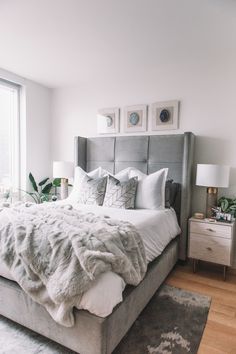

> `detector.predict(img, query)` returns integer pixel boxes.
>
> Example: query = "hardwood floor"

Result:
[165,263,236,354]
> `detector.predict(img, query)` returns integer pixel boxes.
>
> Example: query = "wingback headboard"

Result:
[74,132,195,260]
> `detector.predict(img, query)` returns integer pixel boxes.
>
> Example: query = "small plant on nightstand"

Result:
[218,197,236,216]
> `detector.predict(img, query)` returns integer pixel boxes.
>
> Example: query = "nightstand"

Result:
[188,217,235,280]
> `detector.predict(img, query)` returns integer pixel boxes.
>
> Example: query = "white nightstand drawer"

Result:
[190,221,231,239]
[189,233,231,266]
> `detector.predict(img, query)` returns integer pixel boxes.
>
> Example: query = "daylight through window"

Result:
[0,79,20,197]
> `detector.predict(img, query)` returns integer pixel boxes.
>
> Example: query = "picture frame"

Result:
[151,100,179,131]
[97,107,120,134]
[124,104,147,133]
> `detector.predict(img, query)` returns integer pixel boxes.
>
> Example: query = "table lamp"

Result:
[53,161,74,199]
[196,164,230,218]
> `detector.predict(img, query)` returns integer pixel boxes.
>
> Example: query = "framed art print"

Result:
[124,105,147,132]
[151,100,179,131]
[97,107,120,134]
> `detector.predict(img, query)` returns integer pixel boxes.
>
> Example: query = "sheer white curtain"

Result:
[0,79,20,199]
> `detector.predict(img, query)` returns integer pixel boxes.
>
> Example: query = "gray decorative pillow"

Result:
[77,176,107,205]
[103,175,138,209]
[165,179,173,208]
[165,179,180,208]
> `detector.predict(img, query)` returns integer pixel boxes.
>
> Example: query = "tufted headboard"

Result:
[74,132,195,260]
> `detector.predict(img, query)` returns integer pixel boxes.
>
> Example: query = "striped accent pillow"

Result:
[103,175,138,209]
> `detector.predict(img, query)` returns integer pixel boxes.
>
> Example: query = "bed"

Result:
[0,132,194,354]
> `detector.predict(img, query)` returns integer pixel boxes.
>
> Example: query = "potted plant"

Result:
[214,196,236,222]
[22,173,72,203]
[24,173,53,203]
[218,197,236,216]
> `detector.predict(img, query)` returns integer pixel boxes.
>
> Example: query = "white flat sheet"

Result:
[0,204,180,317]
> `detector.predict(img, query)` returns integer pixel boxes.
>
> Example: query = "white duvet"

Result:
[0,204,180,317]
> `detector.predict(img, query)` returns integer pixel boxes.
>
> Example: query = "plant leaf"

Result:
[42,183,53,194]
[30,192,41,204]
[39,177,49,186]
[218,197,224,205]
[221,199,229,212]
[29,173,38,192]
[20,190,39,203]
[52,178,61,187]
[40,194,49,202]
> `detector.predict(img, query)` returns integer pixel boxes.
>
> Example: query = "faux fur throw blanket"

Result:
[0,203,147,327]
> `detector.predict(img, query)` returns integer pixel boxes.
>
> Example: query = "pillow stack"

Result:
[68,165,170,210]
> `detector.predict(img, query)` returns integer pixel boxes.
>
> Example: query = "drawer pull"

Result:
[206,228,215,232]
[206,247,212,251]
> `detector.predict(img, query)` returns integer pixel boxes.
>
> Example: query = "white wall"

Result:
[51,0,236,215]
[24,80,52,186]
[0,68,51,189]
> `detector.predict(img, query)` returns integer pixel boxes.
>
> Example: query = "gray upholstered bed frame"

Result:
[75,132,194,260]
[0,132,194,354]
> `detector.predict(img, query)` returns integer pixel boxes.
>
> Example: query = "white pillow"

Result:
[100,167,133,182]
[68,166,102,202]
[129,168,168,209]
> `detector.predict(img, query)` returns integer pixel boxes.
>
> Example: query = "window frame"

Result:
[0,78,21,196]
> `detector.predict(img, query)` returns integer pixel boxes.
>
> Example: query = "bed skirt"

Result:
[0,237,179,354]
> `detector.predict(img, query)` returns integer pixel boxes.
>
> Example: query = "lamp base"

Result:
[206,187,218,218]
[60,178,68,199]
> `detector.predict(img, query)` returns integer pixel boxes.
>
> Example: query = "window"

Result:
[0,79,20,196]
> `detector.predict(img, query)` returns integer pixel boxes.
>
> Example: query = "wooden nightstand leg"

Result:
[223,266,227,281]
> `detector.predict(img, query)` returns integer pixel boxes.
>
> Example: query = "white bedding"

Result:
[0,204,180,317]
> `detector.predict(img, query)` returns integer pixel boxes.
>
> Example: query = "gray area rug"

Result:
[0,284,210,354]
[114,284,211,354]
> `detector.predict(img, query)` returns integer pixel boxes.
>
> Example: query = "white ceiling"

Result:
[0,0,235,88]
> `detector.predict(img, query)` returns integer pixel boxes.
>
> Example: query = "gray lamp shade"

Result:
[53,161,74,179]
[196,164,230,188]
